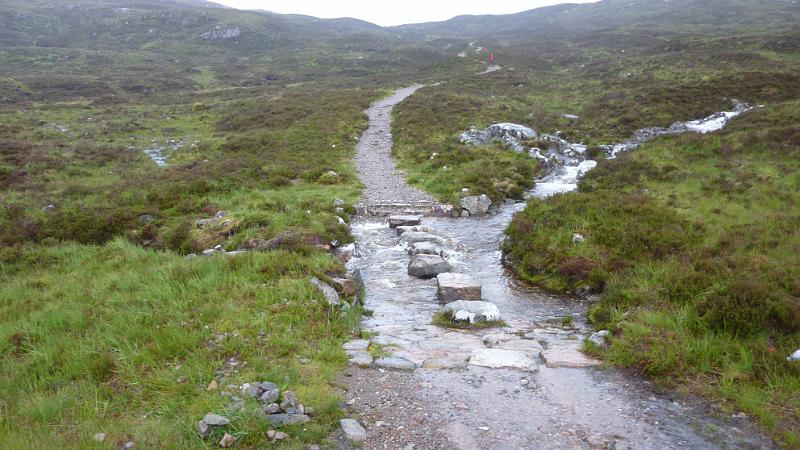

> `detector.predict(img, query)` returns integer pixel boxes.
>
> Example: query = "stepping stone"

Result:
[469,349,539,371]
[400,231,444,245]
[409,242,441,256]
[348,351,373,368]
[408,254,451,279]
[437,273,482,303]
[375,356,417,371]
[388,215,421,228]
[422,354,470,369]
[442,300,501,324]
[541,346,601,368]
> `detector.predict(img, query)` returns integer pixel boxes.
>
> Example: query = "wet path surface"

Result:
[342,87,773,449]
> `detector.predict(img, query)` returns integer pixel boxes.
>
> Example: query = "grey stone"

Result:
[460,123,537,153]
[202,245,225,256]
[331,277,357,296]
[310,277,340,306]
[400,231,444,245]
[268,414,310,426]
[408,254,451,279]
[572,233,586,244]
[201,26,241,40]
[442,300,501,324]
[375,356,417,371]
[788,349,800,362]
[202,413,230,426]
[280,391,299,412]
[422,354,470,369]
[258,381,278,392]
[588,330,611,347]
[93,433,106,443]
[432,204,457,217]
[388,215,422,228]
[333,198,345,207]
[260,389,280,404]
[340,418,367,442]
[343,340,370,351]
[436,273,482,303]
[408,242,441,256]
[348,350,373,368]
[460,195,492,217]
[241,383,261,398]
[197,420,210,437]
[263,403,280,414]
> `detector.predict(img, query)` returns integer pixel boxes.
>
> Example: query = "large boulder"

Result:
[442,300,501,324]
[436,273,482,303]
[408,255,451,279]
[460,123,537,153]
[460,195,492,217]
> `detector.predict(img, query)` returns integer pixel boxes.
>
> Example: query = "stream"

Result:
[342,87,772,449]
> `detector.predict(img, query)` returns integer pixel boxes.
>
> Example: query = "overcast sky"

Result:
[211,0,599,27]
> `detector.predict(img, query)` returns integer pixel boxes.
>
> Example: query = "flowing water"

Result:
[343,87,772,449]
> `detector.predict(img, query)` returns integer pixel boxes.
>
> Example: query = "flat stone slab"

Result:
[400,231,444,245]
[389,215,422,228]
[347,351,373,368]
[375,356,417,371]
[422,354,470,369]
[340,418,367,442]
[469,349,539,371]
[542,346,601,368]
[408,254,451,279]
[437,273,482,303]
[409,241,441,256]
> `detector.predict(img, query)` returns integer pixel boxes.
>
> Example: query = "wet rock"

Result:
[469,349,539,371]
[443,300,501,324]
[408,242,442,256]
[588,330,610,347]
[389,215,422,228]
[432,204,457,217]
[460,123,537,153]
[348,351,374,368]
[310,277,340,306]
[375,356,417,371]
[331,277,357,297]
[340,418,367,442]
[422,354,470,369]
[788,349,800,362]
[572,233,586,244]
[542,346,601,368]
[436,273,482,303]
[268,414,310,426]
[218,433,237,447]
[460,195,492,217]
[408,254,451,279]
[400,231,444,245]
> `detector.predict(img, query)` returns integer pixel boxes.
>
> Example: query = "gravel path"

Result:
[355,85,436,207]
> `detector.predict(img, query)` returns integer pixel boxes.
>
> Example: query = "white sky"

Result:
[211,0,599,27]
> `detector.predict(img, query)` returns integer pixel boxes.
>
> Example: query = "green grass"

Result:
[0,239,360,449]
[431,309,507,330]
[503,101,800,445]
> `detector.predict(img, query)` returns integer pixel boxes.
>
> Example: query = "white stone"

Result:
[443,301,500,324]
[788,349,800,362]
[588,330,610,347]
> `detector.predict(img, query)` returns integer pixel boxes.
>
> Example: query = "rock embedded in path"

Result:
[348,351,374,368]
[375,356,417,371]
[542,345,601,368]
[340,418,367,443]
[437,273,482,303]
[408,254,451,279]
[389,215,422,228]
[310,277,340,306]
[422,354,470,369]
[469,348,539,371]
[442,300,501,324]
[460,195,492,217]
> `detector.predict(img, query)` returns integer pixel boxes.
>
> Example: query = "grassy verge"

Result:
[0,240,360,448]
[503,101,800,446]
